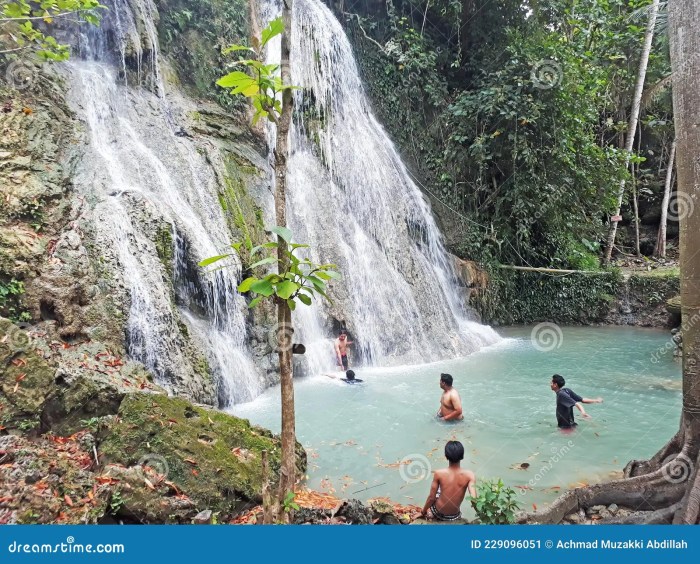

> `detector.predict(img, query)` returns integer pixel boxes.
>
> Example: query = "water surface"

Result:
[231,326,681,516]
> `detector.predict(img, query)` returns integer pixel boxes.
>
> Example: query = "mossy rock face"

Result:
[98,393,307,519]
[0,318,54,432]
[666,295,681,316]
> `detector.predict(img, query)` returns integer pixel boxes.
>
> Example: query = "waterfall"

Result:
[280,0,501,371]
[60,0,498,407]
[65,0,262,404]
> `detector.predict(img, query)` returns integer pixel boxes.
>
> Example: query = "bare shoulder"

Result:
[433,468,447,479]
[461,468,476,481]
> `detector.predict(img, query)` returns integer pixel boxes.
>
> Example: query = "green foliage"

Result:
[0,277,29,322]
[156,0,248,109]
[0,0,104,60]
[344,0,672,268]
[475,268,623,325]
[217,17,298,124]
[199,227,340,312]
[471,478,520,524]
[282,491,299,513]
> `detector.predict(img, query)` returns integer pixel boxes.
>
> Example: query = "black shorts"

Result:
[341,354,348,369]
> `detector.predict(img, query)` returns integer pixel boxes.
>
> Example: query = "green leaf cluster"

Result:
[470,478,520,525]
[1,0,105,60]
[216,17,298,124]
[198,226,340,311]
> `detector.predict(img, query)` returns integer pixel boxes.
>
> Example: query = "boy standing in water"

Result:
[551,374,603,428]
[421,441,476,521]
[334,330,353,371]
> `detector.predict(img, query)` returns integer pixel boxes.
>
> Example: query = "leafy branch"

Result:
[199,226,340,312]
[1,0,105,61]
[216,17,298,125]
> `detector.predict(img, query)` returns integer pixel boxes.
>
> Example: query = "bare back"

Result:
[434,467,475,515]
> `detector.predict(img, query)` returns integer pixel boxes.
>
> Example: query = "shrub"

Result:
[471,478,520,524]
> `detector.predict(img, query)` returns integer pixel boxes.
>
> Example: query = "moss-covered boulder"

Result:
[98,393,306,519]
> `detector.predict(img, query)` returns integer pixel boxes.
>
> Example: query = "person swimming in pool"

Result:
[323,370,363,384]
[437,373,463,421]
[421,441,476,521]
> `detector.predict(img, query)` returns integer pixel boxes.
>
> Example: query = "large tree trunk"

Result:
[654,139,676,258]
[602,0,660,265]
[670,0,700,524]
[523,0,700,524]
[273,0,297,524]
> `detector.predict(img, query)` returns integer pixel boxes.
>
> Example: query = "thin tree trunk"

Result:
[654,139,676,258]
[602,0,660,265]
[632,122,642,257]
[274,0,296,523]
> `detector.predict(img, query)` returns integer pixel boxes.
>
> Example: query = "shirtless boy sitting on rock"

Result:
[421,441,476,521]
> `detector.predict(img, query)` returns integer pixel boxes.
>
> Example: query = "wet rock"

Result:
[98,393,307,521]
[608,503,619,515]
[292,507,333,524]
[335,499,373,524]
[193,509,213,524]
[370,499,402,525]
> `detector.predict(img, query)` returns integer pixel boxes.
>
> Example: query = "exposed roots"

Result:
[521,441,700,524]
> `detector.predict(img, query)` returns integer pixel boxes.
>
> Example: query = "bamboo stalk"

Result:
[497,265,613,275]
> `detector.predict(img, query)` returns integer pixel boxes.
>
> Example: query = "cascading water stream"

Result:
[65,0,262,404]
[268,0,501,372]
[62,0,499,407]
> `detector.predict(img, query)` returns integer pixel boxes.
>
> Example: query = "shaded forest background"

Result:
[329,0,675,271]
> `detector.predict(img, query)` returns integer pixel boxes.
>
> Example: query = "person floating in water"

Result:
[420,441,476,521]
[551,374,603,428]
[323,370,363,384]
[437,373,463,421]
[334,329,353,371]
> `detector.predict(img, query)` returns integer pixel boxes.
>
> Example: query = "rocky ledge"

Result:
[0,317,305,524]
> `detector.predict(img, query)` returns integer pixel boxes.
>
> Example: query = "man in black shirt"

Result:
[551,374,603,428]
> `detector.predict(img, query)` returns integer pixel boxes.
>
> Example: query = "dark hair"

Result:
[345,370,355,380]
[444,441,464,463]
[552,374,566,388]
[440,373,453,387]
[340,329,348,336]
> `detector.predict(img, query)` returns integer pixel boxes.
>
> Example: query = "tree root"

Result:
[521,446,698,524]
